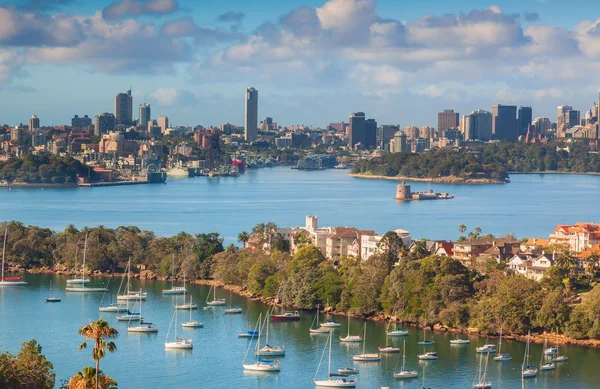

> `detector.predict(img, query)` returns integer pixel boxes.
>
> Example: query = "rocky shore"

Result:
[348,173,505,185]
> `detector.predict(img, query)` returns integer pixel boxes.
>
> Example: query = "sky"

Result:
[0,0,600,128]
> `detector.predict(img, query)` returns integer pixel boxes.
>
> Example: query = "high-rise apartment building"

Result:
[403,126,419,139]
[71,115,92,128]
[94,112,116,136]
[463,110,492,141]
[115,89,133,125]
[349,112,366,147]
[491,104,517,141]
[419,126,436,139]
[139,104,151,129]
[437,109,459,135]
[158,116,169,133]
[29,115,40,130]
[518,106,532,137]
[244,87,258,142]
[365,118,377,148]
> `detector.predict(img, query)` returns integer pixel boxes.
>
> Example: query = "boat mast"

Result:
[498,326,503,354]
[482,353,489,384]
[362,324,366,355]
[327,329,332,378]
[402,339,406,371]
[1,229,6,281]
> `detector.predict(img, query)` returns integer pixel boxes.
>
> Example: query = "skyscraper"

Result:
[463,110,492,141]
[71,115,92,128]
[94,112,116,136]
[491,104,518,141]
[348,112,366,148]
[115,89,132,125]
[518,106,532,138]
[244,87,258,142]
[29,115,40,130]
[158,116,169,133]
[365,118,377,148]
[380,125,399,149]
[437,109,459,135]
[139,104,151,129]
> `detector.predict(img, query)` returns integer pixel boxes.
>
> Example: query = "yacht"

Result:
[417,352,439,360]
[314,331,355,387]
[476,344,496,353]
[393,339,418,379]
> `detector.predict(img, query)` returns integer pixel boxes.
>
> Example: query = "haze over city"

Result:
[1,0,600,126]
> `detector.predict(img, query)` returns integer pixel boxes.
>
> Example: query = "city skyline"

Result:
[0,0,600,127]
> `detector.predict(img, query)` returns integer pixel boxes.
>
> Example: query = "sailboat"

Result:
[224,289,242,314]
[175,275,197,310]
[165,302,193,349]
[117,259,146,301]
[314,331,356,387]
[393,339,418,379]
[339,313,362,343]
[543,335,558,355]
[116,290,143,321]
[205,280,226,306]
[65,234,107,293]
[0,229,27,286]
[162,254,186,295]
[521,331,537,378]
[472,352,492,389]
[127,292,158,333]
[243,313,280,372]
[539,338,555,371]
[256,312,286,356]
[417,317,435,345]
[552,337,568,362]
[378,322,400,353]
[310,306,331,334]
[182,295,204,328]
[99,274,127,312]
[45,280,61,302]
[66,246,89,285]
[450,328,470,345]
[493,327,511,361]
[353,325,380,361]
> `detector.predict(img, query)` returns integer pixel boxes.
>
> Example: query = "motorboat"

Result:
[476,344,496,353]
[417,352,438,360]
[450,339,470,345]
[321,320,341,328]
[337,368,358,375]
[544,347,558,356]
[378,346,400,354]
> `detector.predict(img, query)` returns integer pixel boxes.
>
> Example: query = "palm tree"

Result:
[237,231,250,248]
[458,224,467,234]
[78,319,118,389]
[412,239,429,259]
[555,250,578,279]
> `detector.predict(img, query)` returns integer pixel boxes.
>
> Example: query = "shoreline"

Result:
[18,266,600,349]
[508,171,600,176]
[348,173,504,185]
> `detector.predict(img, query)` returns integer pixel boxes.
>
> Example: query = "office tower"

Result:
[365,118,377,148]
[94,112,116,136]
[437,109,459,136]
[556,105,572,134]
[29,115,40,130]
[158,116,169,133]
[464,110,492,141]
[71,115,92,128]
[115,89,133,125]
[532,117,551,135]
[564,110,580,129]
[518,106,532,137]
[380,125,399,149]
[348,112,366,147]
[244,87,258,141]
[491,104,517,141]
[139,104,151,129]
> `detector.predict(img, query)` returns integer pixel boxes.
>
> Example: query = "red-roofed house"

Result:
[549,223,600,252]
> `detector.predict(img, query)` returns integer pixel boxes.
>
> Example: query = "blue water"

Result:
[1,275,597,389]
[0,168,599,243]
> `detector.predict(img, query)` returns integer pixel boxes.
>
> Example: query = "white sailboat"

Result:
[205,280,226,306]
[521,331,537,378]
[310,306,331,334]
[162,255,186,295]
[66,246,89,285]
[472,352,492,389]
[539,338,555,371]
[255,311,286,356]
[0,229,27,286]
[393,339,418,379]
[65,234,107,293]
[353,325,380,361]
[175,275,197,310]
[339,314,362,343]
[552,338,568,362]
[99,274,127,312]
[127,292,158,333]
[224,290,242,314]
[165,303,193,349]
[182,295,204,328]
[45,280,61,302]
[450,328,470,345]
[314,331,356,387]
[417,317,434,345]
[243,313,280,372]
[116,259,146,301]
[386,321,409,337]
[378,322,400,353]
[493,327,511,361]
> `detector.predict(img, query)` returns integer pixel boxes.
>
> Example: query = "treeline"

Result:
[0,153,89,184]
[352,141,600,180]
[3,220,600,340]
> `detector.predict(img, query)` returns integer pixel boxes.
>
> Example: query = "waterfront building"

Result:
[518,106,532,138]
[29,114,40,130]
[491,104,518,141]
[548,223,600,252]
[244,87,258,142]
[349,112,366,148]
[115,89,133,125]
[437,109,459,136]
[139,104,151,130]
[72,115,92,128]
[94,112,116,137]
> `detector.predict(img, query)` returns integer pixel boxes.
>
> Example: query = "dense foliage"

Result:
[352,141,600,181]
[0,153,89,184]
[0,340,55,389]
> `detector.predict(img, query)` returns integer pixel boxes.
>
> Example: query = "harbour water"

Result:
[1,274,599,388]
[0,168,600,242]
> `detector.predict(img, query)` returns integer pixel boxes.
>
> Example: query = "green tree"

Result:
[78,319,118,389]
[66,367,117,389]
[0,340,55,389]
[237,231,249,248]
[536,289,572,332]
[377,231,404,272]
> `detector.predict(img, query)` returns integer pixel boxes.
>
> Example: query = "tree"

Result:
[411,239,429,259]
[458,224,467,234]
[536,289,572,332]
[67,367,117,389]
[78,319,118,389]
[237,231,249,248]
[0,340,55,389]
[377,231,404,272]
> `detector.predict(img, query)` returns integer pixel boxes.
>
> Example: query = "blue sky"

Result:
[0,0,599,127]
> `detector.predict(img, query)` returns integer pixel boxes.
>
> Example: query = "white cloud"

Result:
[150,88,197,106]
[102,0,179,20]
